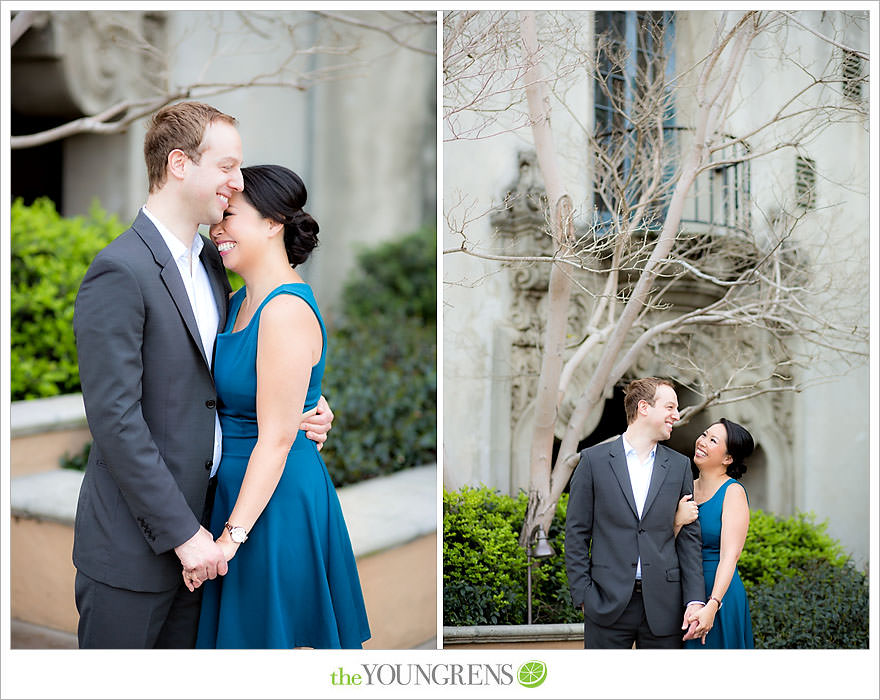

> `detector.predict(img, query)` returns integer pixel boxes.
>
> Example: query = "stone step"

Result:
[11,619,77,650]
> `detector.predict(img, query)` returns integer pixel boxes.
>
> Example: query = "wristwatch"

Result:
[224,522,248,543]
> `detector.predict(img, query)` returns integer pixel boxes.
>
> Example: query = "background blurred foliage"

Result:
[11,197,123,400]
[320,226,437,486]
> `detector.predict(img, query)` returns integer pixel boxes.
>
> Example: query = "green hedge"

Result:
[443,487,868,648]
[738,509,849,592]
[320,226,437,486]
[340,225,436,324]
[749,559,868,649]
[443,486,580,626]
[11,197,124,400]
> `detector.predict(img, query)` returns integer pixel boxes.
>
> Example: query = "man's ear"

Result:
[167,149,188,182]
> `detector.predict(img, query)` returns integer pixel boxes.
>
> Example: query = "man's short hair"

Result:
[144,101,237,192]
[623,377,675,424]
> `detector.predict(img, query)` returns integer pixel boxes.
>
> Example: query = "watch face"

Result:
[226,523,247,543]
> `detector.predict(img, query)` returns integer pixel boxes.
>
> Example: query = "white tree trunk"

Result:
[518,10,575,546]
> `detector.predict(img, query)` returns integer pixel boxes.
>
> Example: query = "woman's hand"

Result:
[689,598,719,644]
[675,494,699,529]
[216,538,240,563]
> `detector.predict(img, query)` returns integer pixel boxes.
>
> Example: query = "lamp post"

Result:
[526,523,556,625]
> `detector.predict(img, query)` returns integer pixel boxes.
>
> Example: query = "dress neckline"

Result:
[223,282,310,336]
[695,477,736,507]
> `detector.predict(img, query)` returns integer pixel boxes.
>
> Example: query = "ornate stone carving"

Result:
[492,150,598,432]
[12,11,166,118]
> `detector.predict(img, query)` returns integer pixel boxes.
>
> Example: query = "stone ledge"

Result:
[10,463,437,558]
[338,464,437,558]
[443,623,584,645]
[10,469,85,526]
[11,394,88,438]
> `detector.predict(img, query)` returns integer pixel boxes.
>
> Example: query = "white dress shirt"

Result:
[143,207,223,478]
[622,435,655,580]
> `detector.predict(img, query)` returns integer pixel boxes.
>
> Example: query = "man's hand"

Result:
[681,602,705,641]
[174,526,228,591]
[301,395,333,450]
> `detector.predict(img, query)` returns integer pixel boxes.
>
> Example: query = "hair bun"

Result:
[285,210,319,266]
[718,417,754,480]
[727,460,748,480]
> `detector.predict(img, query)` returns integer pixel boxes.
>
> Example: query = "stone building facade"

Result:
[443,10,870,566]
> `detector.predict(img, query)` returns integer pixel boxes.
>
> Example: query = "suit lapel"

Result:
[608,437,639,519]
[642,445,671,518]
[132,212,209,368]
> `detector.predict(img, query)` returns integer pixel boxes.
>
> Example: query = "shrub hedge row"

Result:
[11,198,123,400]
[443,485,868,649]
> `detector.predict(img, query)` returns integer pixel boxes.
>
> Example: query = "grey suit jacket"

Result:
[72,211,231,592]
[564,437,704,637]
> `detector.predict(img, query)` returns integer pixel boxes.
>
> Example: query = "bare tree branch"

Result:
[778,10,868,61]
[314,10,436,57]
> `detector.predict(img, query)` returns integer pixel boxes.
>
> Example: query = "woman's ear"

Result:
[267,220,285,238]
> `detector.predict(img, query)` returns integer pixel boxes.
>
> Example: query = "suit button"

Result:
[639,528,645,534]
[206,399,216,409]
[204,460,212,471]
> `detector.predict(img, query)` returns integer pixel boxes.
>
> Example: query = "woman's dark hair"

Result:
[717,417,754,479]
[241,164,319,267]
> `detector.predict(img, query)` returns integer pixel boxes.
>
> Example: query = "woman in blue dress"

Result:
[675,418,754,649]
[188,164,370,649]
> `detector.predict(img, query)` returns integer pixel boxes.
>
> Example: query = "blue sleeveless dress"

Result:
[685,477,754,649]
[196,283,371,649]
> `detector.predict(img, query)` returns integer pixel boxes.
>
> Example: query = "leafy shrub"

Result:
[321,313,436,486]
[320,227,437,487]
[738,510,866,649]
[749,559,868,649]
[738,509,849,592]
[444,490,868,649]
[11,197,124,400]
[443,486,580,626]
[340,226,436,324]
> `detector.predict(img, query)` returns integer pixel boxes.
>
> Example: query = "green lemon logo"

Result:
[517,660,547,688]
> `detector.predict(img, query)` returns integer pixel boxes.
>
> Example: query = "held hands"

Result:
[180,533,240,591]
[681,602,707,643]
[682,601,718,644]
[675,494,699,530]
[301,395,333,451]
[175,526,228,592]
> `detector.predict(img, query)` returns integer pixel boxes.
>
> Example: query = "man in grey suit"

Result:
[72,102,332,648]
[565,377,704,648]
